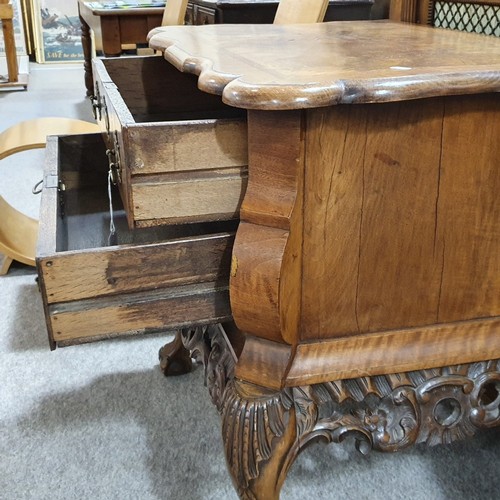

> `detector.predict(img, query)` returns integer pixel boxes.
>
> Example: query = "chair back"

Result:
[162,0,189,26]
[274,0,329,24]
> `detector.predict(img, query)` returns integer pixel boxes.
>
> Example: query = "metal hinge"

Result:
[32,175,66,194]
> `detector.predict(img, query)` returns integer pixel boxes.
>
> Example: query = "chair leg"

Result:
[0,253,13,275]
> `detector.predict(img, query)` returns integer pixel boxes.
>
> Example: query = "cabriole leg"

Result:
[221,379,297,500]
[159,330,193,376]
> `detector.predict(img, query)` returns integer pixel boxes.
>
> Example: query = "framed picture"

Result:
[31,0,84,62]
[0,0,27,56]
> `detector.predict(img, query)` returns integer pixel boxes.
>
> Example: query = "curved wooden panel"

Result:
[230,110,304,345]
[0,118,99,160]
[0,118,99,273]
[0,195,37,271]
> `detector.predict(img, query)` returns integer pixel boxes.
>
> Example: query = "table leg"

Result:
[100,17,122,57]
[79,13,93,97]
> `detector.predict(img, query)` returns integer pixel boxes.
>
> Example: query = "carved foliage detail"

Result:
[179,324,235,411]
[221,379,293,499]
[292,360,500,456]
[177,326,500,497]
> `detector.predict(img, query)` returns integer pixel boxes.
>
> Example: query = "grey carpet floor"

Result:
[1,63,499,500]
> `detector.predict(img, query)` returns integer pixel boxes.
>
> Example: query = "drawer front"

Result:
[194,5,216,24]
[92,56,248,228]
[37,134,235,347]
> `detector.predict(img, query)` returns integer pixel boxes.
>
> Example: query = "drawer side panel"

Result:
[126,120,248,175]
[48,283,231,343]
[131,174,247,223]
[40,233,234,303]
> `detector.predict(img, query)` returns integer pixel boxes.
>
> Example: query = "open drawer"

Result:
[92,55,248,228]
[36,134,235,348]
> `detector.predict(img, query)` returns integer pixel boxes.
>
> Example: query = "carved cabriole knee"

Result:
[221,379,296,500]
[161,326,500,499]
[220,360,500,499]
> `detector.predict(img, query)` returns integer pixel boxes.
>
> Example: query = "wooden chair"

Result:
[390,0,500,35]
[274,0,330,24]
[0,0,27,89]
[161,0,189,26]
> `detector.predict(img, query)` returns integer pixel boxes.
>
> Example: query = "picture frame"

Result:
[0,0,27,56]
[31,0,84,62]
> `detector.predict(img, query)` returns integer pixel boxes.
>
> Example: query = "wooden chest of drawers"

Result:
[185,0,375,25]
[36,133,235,348]
[92,55,248,228]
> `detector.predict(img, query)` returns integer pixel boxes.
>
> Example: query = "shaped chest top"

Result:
[149,20,500,109]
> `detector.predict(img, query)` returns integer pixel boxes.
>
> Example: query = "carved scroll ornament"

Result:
[166,326,500,498]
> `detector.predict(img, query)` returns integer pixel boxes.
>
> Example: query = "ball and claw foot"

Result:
[159,331,193,376]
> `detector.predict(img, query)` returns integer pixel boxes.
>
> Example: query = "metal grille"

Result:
[434,1,500,36]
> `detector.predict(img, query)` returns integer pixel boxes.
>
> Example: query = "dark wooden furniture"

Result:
[78,1,164,94]
[186,0,373,24]
[148,20,500,498]
[78,0,374,95]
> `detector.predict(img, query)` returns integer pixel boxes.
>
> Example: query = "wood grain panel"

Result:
[39,233,234,303]
[126,120,247,175]
[301,105,365,337]
[49,283,231,342]
[131,172,247,222]
[437,94,500,321]
[231,111,304,344]
[286,317,500,385]
[301,99,445,339]
[357,98,445,331]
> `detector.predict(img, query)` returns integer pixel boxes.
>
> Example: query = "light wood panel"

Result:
[49,283,231,343]
[436,94,500,321]
[131,171,247,223]
[161,0,189,25]
[274,0,329,24]
[301,95,500,339]
[356,99,444,331]
[38,233,234,303]
[286,317,500,384]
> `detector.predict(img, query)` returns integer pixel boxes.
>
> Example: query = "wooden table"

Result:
[78,1,165,94]
[150,20,500,499]
[78,0,374,96]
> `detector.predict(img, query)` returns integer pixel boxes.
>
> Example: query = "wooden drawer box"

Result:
[92,56,248,229]
[36,134,235,348]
